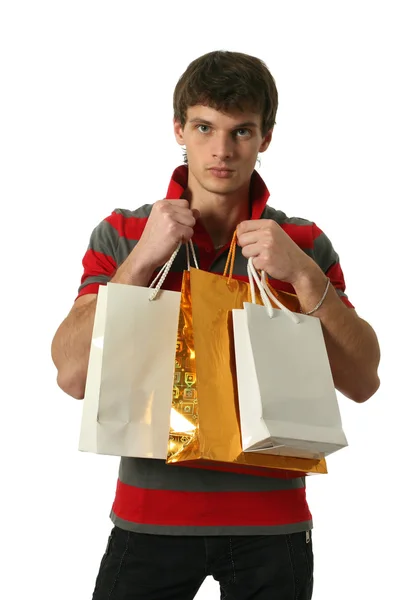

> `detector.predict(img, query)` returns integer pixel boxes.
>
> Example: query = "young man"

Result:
[52,51,380,599]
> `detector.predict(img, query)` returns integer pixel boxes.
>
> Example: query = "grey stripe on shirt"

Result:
[119,457,305,492]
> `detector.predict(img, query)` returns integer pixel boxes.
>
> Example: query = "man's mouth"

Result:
[208,167,235,178]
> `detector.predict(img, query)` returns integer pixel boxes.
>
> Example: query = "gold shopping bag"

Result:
[167,236,327,476]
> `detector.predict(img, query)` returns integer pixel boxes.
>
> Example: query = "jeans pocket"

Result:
[92,528,131,600]
[286,531,314,599]
[104,530,114,556]
[93,531,114,594]
[304,531,314,584]
[97,531,113,574]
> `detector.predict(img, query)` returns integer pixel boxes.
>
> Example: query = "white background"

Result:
[1,1,414,598]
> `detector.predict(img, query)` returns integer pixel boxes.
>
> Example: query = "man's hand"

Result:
[112,199,198,287]
[136,199,199,267]
[237,219,315,284]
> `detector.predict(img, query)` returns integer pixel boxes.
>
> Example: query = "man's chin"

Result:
[203,184,239,196]
[201,175,241,195]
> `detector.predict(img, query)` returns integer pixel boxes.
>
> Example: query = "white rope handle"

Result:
[247,258,273,317]
[260,270,300,323]
[148,243,181,301]
[185,239,199,271]
[149,240,198,301]
[247,258,300,324]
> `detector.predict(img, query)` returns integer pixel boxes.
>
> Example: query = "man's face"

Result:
[174,105,272,195]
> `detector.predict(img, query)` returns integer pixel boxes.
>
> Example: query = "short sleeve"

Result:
[76,215,119,299]
[311,223,354,309]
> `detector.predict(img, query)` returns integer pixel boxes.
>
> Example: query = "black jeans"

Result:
[92,526,313,599]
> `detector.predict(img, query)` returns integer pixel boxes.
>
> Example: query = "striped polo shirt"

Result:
[77,165,353,536]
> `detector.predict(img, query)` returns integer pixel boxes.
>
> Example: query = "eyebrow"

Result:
[188,118,259,129]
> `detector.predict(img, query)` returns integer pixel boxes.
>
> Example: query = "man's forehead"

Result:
[186,104,261,127]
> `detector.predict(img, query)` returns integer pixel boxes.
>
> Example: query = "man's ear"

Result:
[259,128,273,153]
[173,119,185,146]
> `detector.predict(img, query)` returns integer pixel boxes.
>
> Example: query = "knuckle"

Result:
[181,226,192,241]
[161,204,172,216]
[154,201,170,216]
[166,220,178,235]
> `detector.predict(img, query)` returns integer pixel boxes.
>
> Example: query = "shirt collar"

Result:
[165,165,270,220]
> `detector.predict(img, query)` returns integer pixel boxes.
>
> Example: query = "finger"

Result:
[170,204,194,216]
[241,243,261,259]
[165,199,190,208]
[170,207,197,227]
[167,224,194,246]
[237,220,265,235]
[177,225,195,242]
[237,231,260,247]
[251,256,268,272]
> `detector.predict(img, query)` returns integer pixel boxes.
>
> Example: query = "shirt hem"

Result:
[109,510,313,536]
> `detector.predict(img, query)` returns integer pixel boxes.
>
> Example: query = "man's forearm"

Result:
[51,297,98,399]
[52,257,155,399]
[292,264,380,402]
[111,255,155,286]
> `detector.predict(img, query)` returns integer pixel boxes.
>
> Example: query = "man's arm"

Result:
[51,199,196,399]
[292,265,380,403]
[51,294,98,400]
[51,261,155,399]
[237,219,380,403]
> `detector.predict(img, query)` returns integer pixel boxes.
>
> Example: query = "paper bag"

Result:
[79,281,181,457]
[232,260,348,459]
[166,268,328,475]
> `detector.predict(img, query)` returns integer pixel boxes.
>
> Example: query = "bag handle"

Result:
[222,231,299,323]
[247,257,300,324]
[185,239,199,271]
[223,231,238,282]
[148,240,198,301]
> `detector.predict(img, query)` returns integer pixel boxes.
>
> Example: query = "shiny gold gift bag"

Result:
[167,237,327,476]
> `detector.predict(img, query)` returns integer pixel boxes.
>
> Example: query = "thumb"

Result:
[192,208,201,220]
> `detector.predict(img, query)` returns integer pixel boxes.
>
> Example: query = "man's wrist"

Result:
[291,261,329,314]
[111,258,155,287]
[291,258,324,289]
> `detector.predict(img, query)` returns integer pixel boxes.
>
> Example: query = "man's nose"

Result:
[211,132,234,160]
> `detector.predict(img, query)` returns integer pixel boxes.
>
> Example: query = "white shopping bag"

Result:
[79,247,182,458]
[232,259,348,460]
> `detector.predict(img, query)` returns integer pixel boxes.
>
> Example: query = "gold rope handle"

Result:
[223,230,238,283]
[222,230,275,290]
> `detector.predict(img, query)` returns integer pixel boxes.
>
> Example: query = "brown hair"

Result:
[173,50,278,136]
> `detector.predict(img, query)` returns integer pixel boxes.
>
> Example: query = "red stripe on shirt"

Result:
[280,223,315,249]
[105,213,148,240]
[81,249,117,280]
[326,263,355,308]
[112,479,311,527]
[175,460,305,479]
[326,261,346,290]
[77,283,100,297]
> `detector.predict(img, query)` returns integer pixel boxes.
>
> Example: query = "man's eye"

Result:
[235,128,251,137]
[197,125,210,133]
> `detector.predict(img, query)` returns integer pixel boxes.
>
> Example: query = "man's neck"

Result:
[183,175,251,248]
